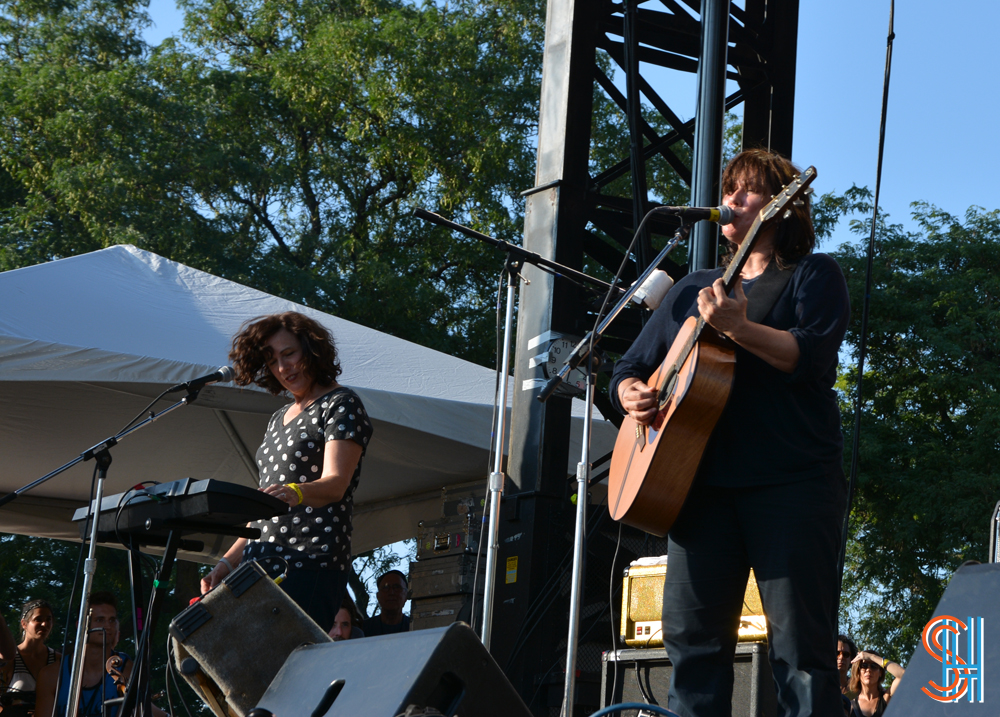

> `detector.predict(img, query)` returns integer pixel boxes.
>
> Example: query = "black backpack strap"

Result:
[745,258,797,324]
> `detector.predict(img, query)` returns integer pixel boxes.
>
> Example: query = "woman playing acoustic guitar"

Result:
[610,149,850,717]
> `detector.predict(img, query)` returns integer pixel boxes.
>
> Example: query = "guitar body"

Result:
[608,316,736,536]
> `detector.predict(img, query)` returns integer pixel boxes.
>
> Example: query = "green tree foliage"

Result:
[820,188,1000,660]
[0,534,207,713]
[0,0,546,364]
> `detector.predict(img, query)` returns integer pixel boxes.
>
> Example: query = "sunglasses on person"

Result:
[858,660,880,671]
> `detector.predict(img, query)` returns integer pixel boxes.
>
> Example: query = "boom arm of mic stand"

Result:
[538,222,693,403]
[414,208,623,296]
[0,388,202,509]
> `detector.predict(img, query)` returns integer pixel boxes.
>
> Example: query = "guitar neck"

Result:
[720,214,765,295]
[650,165,817,404]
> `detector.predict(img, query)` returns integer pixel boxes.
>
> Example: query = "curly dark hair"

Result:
[229,311,342,395]
[720,148,816,269]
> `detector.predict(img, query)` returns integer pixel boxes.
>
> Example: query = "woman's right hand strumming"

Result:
[618,378,659,426]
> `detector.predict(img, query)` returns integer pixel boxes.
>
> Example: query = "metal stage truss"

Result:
[492,0,800,714]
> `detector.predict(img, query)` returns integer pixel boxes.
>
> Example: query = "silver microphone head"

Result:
[716,205,734,225]
[217,366,235,383]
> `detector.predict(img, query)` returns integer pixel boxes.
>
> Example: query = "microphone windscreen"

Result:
[631,269,674,310]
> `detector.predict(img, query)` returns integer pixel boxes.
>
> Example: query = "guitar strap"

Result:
[745,258,797,324]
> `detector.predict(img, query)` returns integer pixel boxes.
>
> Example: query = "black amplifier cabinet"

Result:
[601,642,777,717]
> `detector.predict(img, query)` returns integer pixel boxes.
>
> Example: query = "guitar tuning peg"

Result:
[793,199,804,207]
[804,188,815,196]
[782,209,792,220]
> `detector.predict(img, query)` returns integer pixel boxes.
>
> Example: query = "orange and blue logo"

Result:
[921,615,984,703]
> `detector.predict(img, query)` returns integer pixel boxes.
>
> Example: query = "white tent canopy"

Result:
[0,245,614,559]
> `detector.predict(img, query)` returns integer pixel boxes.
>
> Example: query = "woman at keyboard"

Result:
[199,311,373,632]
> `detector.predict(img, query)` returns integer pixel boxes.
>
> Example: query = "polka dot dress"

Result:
[244,386,372,574]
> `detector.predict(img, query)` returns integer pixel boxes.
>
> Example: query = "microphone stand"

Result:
[539,220,693,717]
[0,387,207,717]
[538,220,692,403]
[414,208,621,649]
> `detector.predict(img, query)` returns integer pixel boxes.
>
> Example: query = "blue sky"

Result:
[795,1,999,244]
[142,0,998,246]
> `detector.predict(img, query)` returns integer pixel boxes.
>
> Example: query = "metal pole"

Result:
[481,263,520,648]
[66,452,112,717]
[688,0,731,272]
[624,0,651,271]
[990,501,1000,563]
[560,366,595,717]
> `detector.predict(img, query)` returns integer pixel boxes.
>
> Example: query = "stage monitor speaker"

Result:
[169,561,331,717]
[885,562,998,716]
[254,623,531,717]
[601,642,776,717]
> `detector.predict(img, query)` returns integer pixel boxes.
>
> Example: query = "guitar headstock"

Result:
[758,166,817,224]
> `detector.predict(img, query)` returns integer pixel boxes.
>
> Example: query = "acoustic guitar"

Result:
[608,167,817,536]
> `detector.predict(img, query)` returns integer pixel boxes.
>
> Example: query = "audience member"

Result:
[362,570,410,637]
[1,599,61,717]
[848,649,905,717]
[1,609,17,707]
[328,596,365,641]
[837,634,859,696]
[0,610,16,662]
[34,592,166,717]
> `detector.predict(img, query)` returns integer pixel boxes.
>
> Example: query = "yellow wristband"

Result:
[882,658,888,668]
[287,483,304,505]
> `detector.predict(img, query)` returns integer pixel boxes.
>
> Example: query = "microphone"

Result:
[167,366,234,393]
[658,205,734,225]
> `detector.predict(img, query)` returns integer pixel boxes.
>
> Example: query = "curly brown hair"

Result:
[721,148,816,269]
[229,312,342,395]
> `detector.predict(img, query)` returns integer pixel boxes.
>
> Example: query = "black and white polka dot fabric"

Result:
[244,386,372,574]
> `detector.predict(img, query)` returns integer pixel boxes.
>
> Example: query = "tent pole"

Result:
[214,409,260,482]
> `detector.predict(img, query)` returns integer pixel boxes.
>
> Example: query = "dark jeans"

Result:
[279,567,349,634]
[662,475,846,717]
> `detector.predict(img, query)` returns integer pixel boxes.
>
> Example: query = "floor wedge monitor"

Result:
[169,561,331,717]
[254,623,531,717]
[885,562,999,716]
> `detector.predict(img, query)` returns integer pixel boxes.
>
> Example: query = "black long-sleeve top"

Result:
[609,252,850,487]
